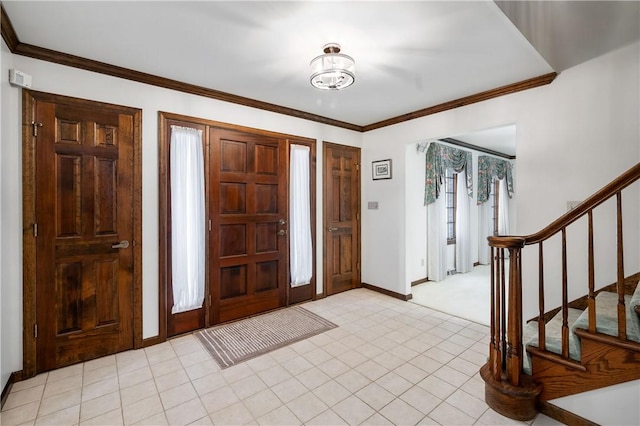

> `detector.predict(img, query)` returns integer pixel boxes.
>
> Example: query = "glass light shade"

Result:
[310,52,355,90]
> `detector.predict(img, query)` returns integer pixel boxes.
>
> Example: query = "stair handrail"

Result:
[481,162,640,421]
[496,162,640,247]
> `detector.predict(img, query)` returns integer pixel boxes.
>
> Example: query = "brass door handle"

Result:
[277,230,286,236]
[328,227,338,232]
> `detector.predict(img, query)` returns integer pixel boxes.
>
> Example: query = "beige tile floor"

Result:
[1,288,561,426]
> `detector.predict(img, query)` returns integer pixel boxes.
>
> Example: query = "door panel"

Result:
[210,129,287,324]
[324,143,361,295]
[34,99,135,372]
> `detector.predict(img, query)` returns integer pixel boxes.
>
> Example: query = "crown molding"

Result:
[439,138,516,160]
[1,5,556,133]
[362,72,557,132]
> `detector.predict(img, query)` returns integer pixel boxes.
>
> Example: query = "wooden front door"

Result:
[323,142,361,295]
[28,92,140,373]
[210,129,288,323]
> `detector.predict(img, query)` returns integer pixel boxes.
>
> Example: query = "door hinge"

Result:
[31,121,43,137]
[34,324,38,338]
[208,219,212,232]
[208,295,212,307]
[357,262,360,271]
[356,163,360,171]
[33,223,38,237]
[356,212,360,221]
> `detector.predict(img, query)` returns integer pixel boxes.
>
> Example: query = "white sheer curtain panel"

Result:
[478,201,492,265]
[427,193,448,281]
[170,126,205,314]
[289,144,313,287]
[455,170,472,273]
[498,178,510,235]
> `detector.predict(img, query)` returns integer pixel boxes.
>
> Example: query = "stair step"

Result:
[523,308,583,375]
[571,291,640,343]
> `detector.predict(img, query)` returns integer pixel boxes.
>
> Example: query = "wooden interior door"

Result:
[33,96,137,372]
[323,142,361,295]
[210,129,288,323]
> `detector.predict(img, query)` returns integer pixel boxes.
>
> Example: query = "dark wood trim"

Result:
[21,89,143,378]
[2,5,557,133]
[142,336,164,349]
[132,109,143,349]
[362,283,413,301]
[411,277,429,286]
[526,346,588,372]
[537,401,599,426]
[287,137,317,306]
[22,90,37,378]
[473,261,481,267]
[157,114,173,343]
[1,371,23,410]
[439,137,515,160]
[480,363,541,421]
[158,112,317,338]
[362,73,557,132]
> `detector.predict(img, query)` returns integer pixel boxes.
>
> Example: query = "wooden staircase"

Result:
[480,162,640,422]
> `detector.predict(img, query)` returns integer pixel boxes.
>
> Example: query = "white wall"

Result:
[362,41,640,424]
[1,41,18,390]
[2,38,639,422]
[0,41,362,389]
[0,37,5,388]
[363,41,640,311]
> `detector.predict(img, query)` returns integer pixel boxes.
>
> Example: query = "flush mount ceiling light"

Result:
[310,43,355,90]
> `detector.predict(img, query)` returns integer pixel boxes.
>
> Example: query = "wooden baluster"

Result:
[507,246,523,386]
[500,248,507,372]
[538,242,545,351]
[561,228,569,358]
[588,211,596,332]
[490,246,500,377]
[616,192,626,339]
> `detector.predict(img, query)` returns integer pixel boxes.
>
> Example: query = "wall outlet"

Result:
[368,201,379,210]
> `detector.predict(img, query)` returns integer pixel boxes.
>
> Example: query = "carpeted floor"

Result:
[196,306,336,369]
[411,265,492,326]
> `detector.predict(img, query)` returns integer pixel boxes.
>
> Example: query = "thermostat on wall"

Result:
[9,69,32,88]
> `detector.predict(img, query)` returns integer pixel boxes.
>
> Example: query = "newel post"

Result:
[480,236,541,421]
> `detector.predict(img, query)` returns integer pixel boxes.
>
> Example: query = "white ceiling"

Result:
[452,125,517,157]
[4,0,553,128]
[3,1,639,155]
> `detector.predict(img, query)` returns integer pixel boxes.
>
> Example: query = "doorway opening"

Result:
[158,113,316,339]
[408,125,516,325]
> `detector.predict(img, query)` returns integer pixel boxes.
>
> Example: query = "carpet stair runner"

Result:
[520,281,640,399]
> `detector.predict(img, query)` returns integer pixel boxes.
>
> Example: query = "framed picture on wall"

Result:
[372,159,392,180]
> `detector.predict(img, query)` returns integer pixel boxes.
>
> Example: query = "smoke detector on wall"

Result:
[9,69,32,88]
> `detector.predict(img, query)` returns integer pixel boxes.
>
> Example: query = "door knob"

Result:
[277,230,286,236]
[111,240,130,249]
[279,219,287,226]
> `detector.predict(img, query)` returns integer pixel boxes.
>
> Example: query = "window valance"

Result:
[477,155,514,204]
[424,142,473,205]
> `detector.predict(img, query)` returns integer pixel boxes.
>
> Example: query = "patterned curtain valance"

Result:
[424,142,473,205]
[477,155,514,204]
